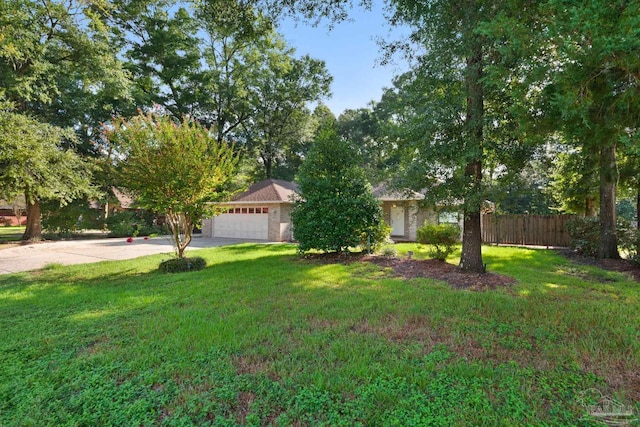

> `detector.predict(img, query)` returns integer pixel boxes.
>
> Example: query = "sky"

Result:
[276,2,410,117]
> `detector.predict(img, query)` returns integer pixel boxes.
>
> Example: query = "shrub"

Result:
[566,216,600,256]
[104,211,162,238]
[292,128,388,254]
[361,221,392,253]
[380,245,397,257]
[567,216,640,261]
[618,219,640,264]
[417,223,460,261]
[158,257,207,273]
[41,199,102,236]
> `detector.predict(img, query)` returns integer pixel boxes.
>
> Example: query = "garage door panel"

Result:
[213,211,268,240]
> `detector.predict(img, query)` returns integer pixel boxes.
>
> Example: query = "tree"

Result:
[291,127,388,254]
[0,0,131,153]
[386,1,531,273]
[0,112,94,241]
[105,112,239,258]
[536,0,640,258]
[243,50,332,179]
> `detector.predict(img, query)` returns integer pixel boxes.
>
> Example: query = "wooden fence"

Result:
[481,214,575,247]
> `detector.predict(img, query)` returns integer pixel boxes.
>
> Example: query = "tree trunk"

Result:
[22,195,43,241]
[459,39,485,273]
[636,188,640,230]
[598,142,620,259]
[167,211,192,258]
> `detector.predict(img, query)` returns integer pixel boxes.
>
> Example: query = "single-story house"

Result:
[201,179,438,242]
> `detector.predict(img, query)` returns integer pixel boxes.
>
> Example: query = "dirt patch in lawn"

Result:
[556,249,640,283]
[302,252,516,290]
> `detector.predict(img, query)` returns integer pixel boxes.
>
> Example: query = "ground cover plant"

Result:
[0,244,639,425]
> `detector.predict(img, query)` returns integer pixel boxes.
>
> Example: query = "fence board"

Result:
[482,214,574,247]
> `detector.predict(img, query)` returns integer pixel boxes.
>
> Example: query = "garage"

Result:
[213,206,269,240]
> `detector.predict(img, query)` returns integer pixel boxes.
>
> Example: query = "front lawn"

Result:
[0,244,638,425]
[0,226,24,243]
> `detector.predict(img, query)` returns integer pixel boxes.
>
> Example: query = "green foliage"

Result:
[417,223,460,261]
[106,112,239,257]
[0,111,95,240]
[566,217,601,257]
[158,257,207,273]
[41,199,102,236]
[618,220,640,265]
[104,211,162,238]
[568,216,640,262]
[292,128,388,253]
[0,0,130,152]
[379,245,397,257]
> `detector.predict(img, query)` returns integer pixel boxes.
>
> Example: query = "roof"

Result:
[231,179,299,204]
[371,183,425,202]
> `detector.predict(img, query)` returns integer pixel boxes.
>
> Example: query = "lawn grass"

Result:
[0,226,24,243]
[0,243,638,425]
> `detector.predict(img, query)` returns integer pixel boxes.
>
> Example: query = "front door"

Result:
[390,206,405,237]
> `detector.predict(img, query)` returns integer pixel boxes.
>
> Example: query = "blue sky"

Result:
[277,2,410,117]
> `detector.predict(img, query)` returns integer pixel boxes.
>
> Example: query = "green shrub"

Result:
[361,221,392,253]
[618,219,640,264]
[567,216,640,261]
[380,245,397,257]
[105,211,162,238]
[158,256,207,273]
[566,216,600,256]
[417,223,460,261]
[41,199,102,235]
[292,128,388,254]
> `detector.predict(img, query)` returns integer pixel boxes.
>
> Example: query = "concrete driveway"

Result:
[0,236,262,275]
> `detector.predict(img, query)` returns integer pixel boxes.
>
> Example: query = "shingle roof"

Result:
[232,179,299,203]
[371,183,425,201]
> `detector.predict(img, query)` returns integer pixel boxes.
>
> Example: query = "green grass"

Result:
[1,244,639,426]
[0,226,24,243]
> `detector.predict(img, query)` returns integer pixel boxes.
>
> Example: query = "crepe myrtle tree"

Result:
[105,112,239,258]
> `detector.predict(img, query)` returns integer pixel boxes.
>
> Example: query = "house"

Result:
[201,179,298,241]
[372,184,437,241]
[201,179,438,242]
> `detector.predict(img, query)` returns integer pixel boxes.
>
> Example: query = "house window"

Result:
[262,207,269,214]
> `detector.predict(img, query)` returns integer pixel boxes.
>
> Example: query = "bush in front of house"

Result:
[291,127,389,254]
[417,223,460,261]
[159,256,207,273]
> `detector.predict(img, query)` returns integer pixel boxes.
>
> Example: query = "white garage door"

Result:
[213,207,269,240]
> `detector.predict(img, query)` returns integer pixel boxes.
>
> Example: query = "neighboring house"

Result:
[89,188,138,217]
[0,197,26,226]
[202,179,438,242]
[201,179,298,241]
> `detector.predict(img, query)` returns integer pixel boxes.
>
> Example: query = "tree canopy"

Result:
[105,112,239,258]
[0,111,94,240]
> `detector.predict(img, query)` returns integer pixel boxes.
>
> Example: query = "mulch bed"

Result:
[556,249,640,283]
[302,252,516,290]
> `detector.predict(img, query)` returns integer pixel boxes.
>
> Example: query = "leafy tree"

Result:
[0,0,131,153]
[536,0,640,258]
[105,113,239,258]
[0,112,94,241]
[386,1,544,273]
[292,127,388,254]
[243,50,332,179]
